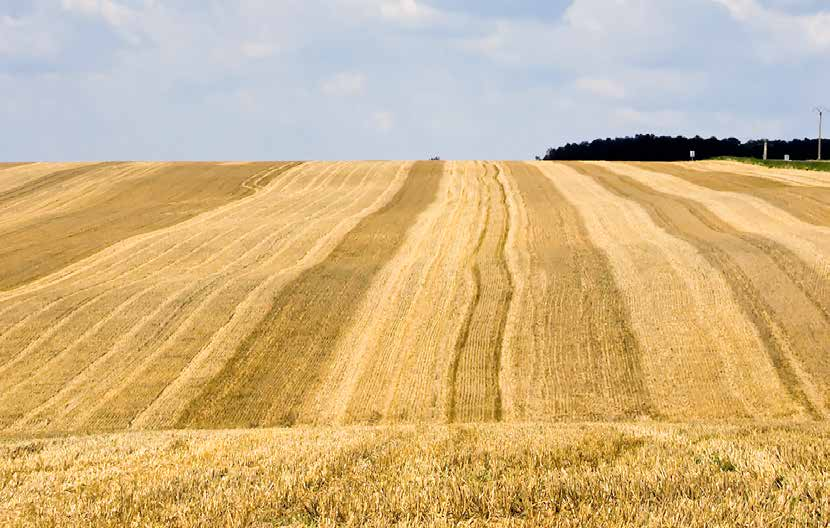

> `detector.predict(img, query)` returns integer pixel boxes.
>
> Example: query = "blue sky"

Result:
[1,0,828,160]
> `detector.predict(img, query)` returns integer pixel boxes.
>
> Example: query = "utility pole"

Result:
[816,107,827,161]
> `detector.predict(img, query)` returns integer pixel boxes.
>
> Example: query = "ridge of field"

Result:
[3,423,829,527]
[1,160,830,435]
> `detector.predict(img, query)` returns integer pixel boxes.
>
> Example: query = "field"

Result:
[1,159,830,525]
[718,157,830,173]
[3,423,829,527]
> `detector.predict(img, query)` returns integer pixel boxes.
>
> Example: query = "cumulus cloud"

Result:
[613,107,686,129]
[0,14,59,59]
[575,78,626,99]
[371,111,394,131]
[321,72,367,97]
[380,0,440,22]
[61,0,142,43]
[457,0,686,69]
[240,41,278,59]
[713,0,830,55]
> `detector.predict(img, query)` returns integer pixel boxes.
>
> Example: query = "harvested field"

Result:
[2,160,830,524]
[500,162,651,421]
[635,161,830,226]
[2,423,829,527]
[0,162,301,290]
[2,160,830,430]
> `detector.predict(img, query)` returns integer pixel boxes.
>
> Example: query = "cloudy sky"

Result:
[1,0,828,160]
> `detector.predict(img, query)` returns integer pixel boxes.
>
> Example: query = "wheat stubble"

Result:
[445,163,514,423]
[573,162,820,417]
[502,162,652,421]
[312,161,478,425]
[0,162,296,290]
[636,162,830,227]
[535,162,786,419]
[178,161,443,428]
[1,163,403,432]
[596,162,830,319]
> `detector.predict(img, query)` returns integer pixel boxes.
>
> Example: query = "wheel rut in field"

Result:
[177,161,444,429]
[447,163,514,423]
[574,162,830,418]
[504,162,653,420]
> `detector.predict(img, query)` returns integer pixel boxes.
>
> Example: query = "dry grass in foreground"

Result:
[2,423,828,527]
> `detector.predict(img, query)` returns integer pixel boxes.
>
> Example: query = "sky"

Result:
[1,0,828,160]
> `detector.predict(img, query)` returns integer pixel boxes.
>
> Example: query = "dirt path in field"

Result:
[635,162,830,227]
[502,162,652,421]
[176,161,443,429]
[574,162,827,417]
[536,162,796,419]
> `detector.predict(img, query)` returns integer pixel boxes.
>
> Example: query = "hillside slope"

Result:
[1,160,829,434]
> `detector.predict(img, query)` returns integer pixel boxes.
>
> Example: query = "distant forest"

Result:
[540,134,821,161]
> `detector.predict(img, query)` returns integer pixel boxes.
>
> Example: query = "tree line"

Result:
[540,134,821,161]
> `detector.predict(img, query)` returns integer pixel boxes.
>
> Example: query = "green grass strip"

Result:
[716,156,830,172]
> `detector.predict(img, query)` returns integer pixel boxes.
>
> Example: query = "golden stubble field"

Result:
[1,159,830,526]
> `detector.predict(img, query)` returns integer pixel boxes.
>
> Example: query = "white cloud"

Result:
[61,0,134,29]
[0,15,59,59]
[240,41,278,59]
[457,0,682,69]
[575,78,626,99]
[61,0,143,44]
[613,107,686,129]
[334,0,449,27]
[321,72,366,97]
[371,111,394,131]
[713,0,830,55]
[380,0,439,22]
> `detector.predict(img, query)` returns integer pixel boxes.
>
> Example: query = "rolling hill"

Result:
[2,159,830,526]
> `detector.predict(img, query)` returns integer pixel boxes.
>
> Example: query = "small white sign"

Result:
[690,150,696,159]
[784,154,791,161]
